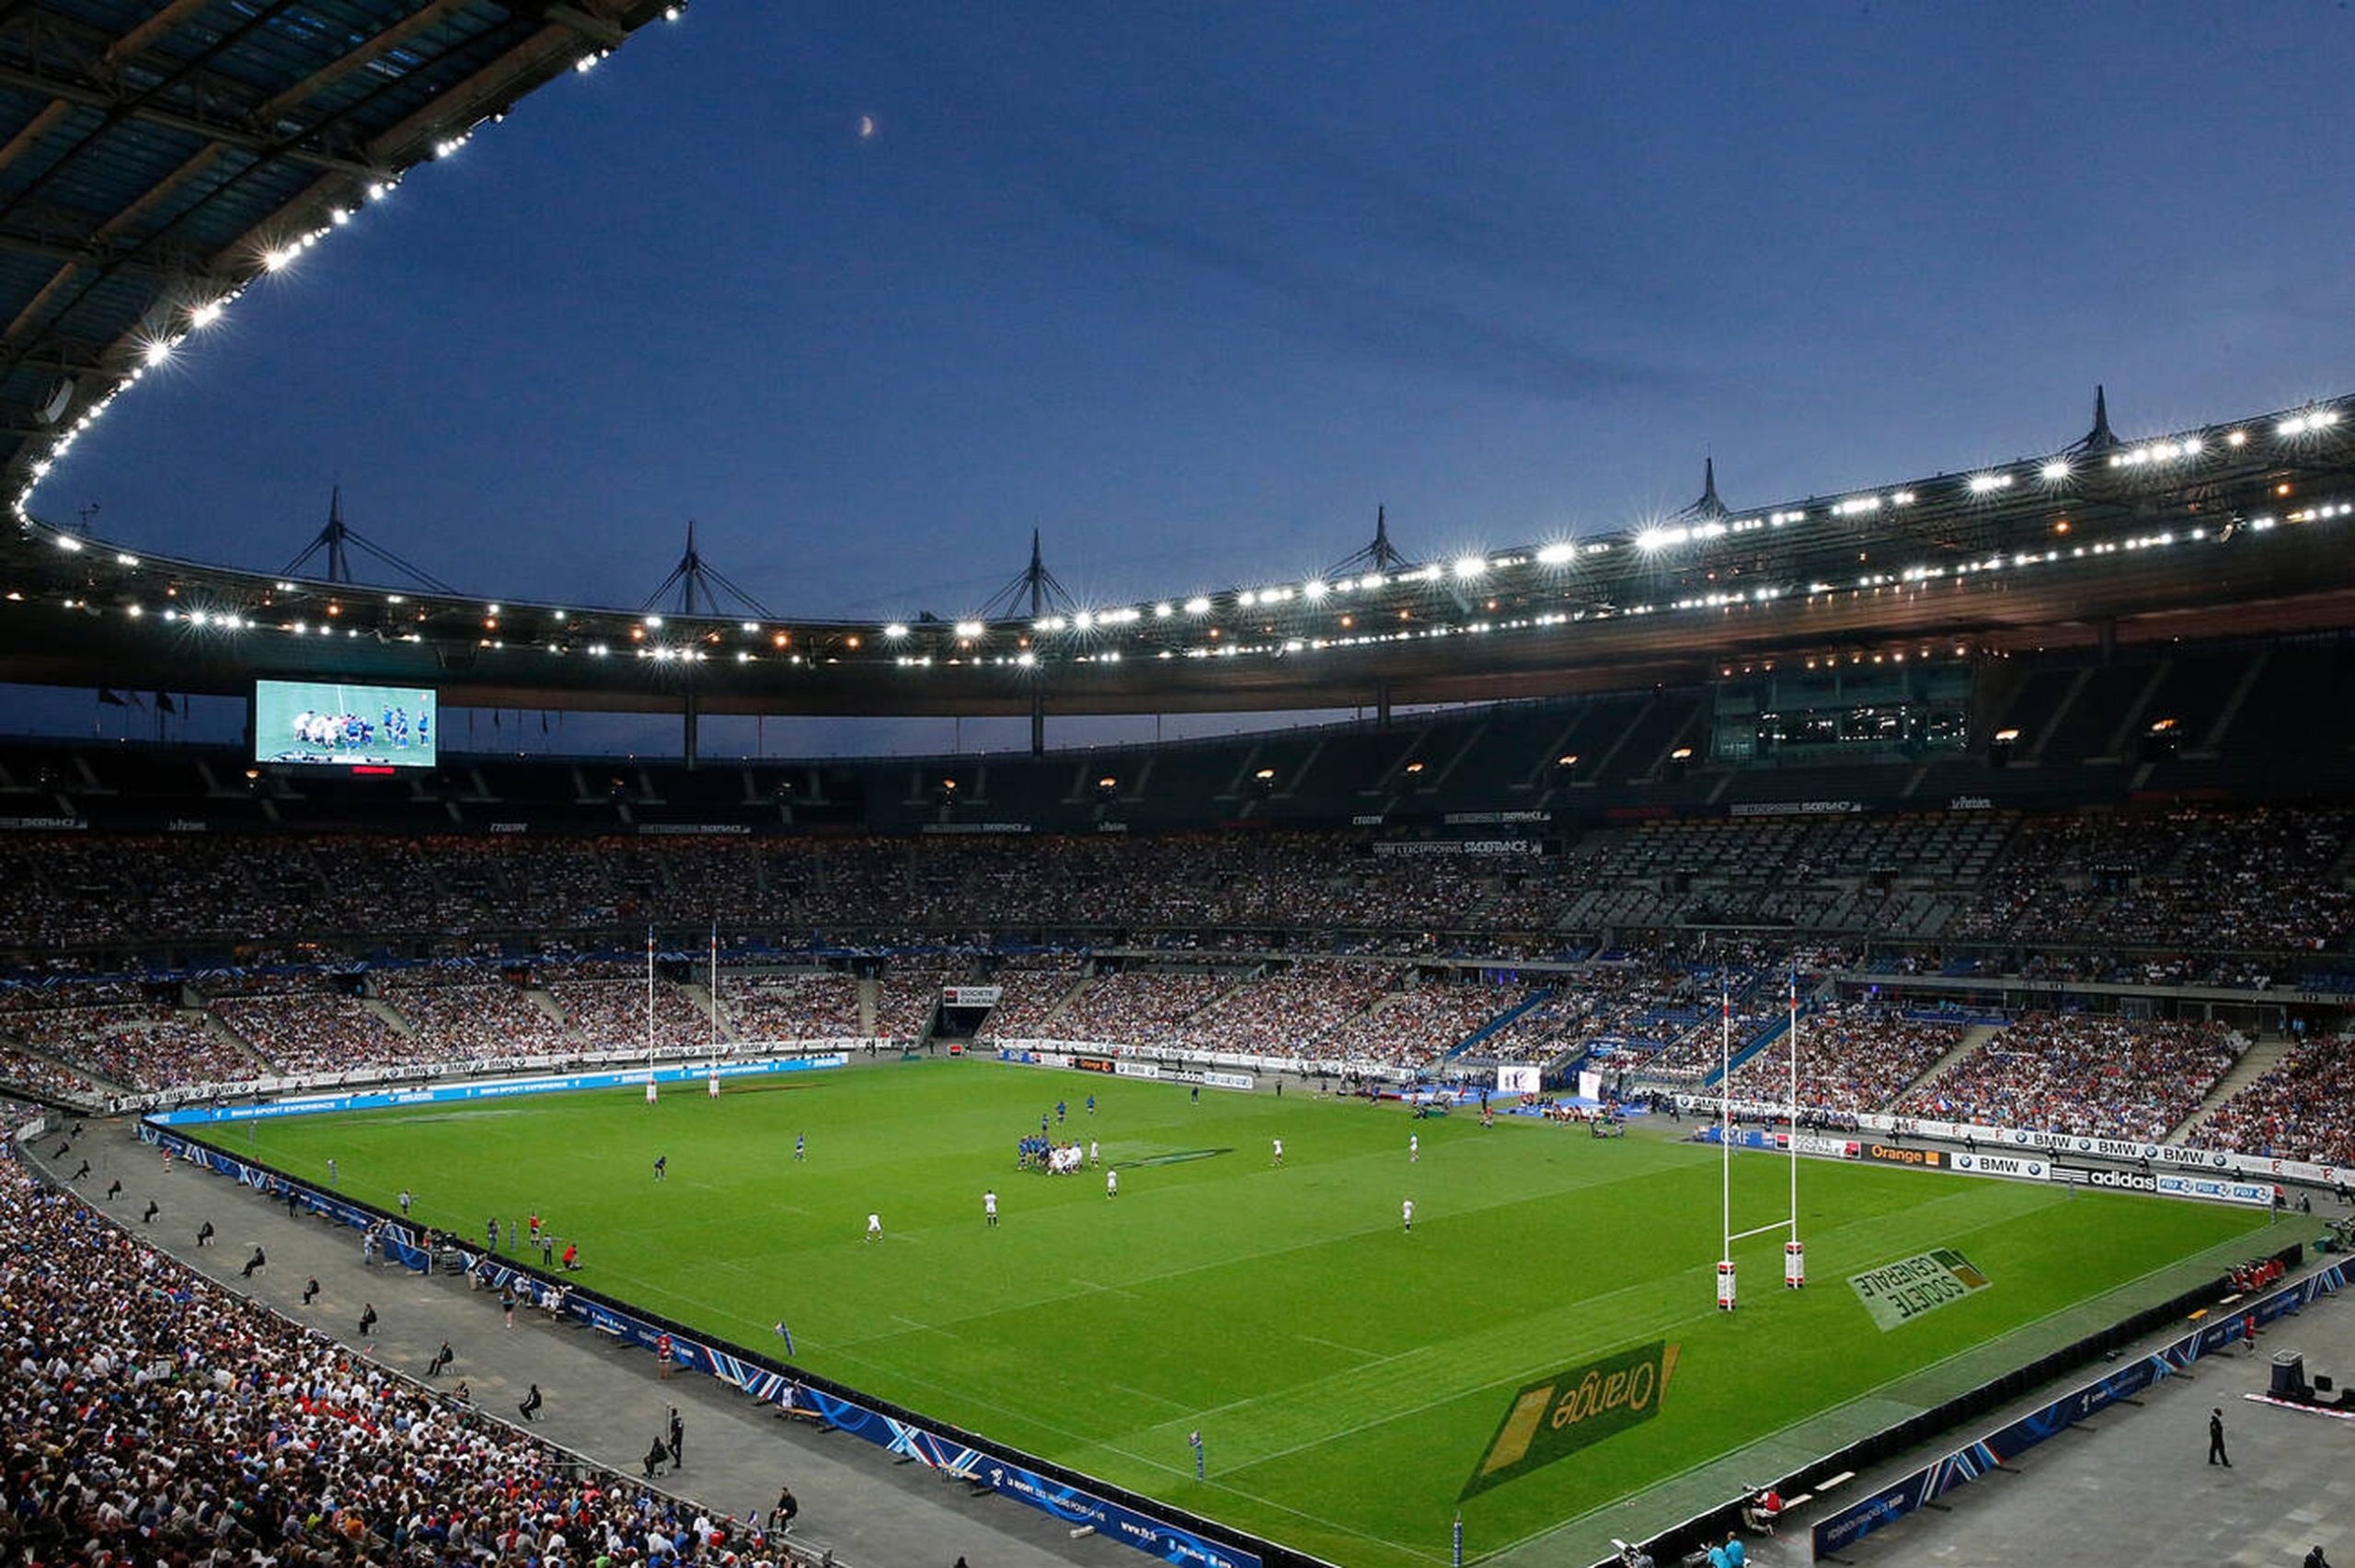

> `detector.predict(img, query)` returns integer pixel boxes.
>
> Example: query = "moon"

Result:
[856,114,875,140]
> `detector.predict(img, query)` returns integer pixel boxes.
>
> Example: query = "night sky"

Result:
[30,3,2355,752]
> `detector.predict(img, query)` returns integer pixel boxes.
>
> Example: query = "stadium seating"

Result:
[1719,1003,1963,1114]
[2188,1033,2355,1165]
[0,722,2347,1164]
[0,1156,780,1565]
[1894,1014,2241,1141]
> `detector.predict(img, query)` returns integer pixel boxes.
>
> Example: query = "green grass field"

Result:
[235,1061,2268,1567]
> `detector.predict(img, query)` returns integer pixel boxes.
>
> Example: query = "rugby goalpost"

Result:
[645,922,732,1101]
[1717,960,1805,1310]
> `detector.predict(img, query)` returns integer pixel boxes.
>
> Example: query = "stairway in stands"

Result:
[2168,1032,2297,1144]
[361,996,415,1041]
[1888,1022,2004,1110]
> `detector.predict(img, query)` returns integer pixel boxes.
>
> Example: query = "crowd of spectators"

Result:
[1478,961,1709,1067]
[4,998,258,1091]
[1894,1013,2243,1140]
[546,979,713,1055]
[719,974,863,1043]
[375,975,577,1062]
[1320,979,1528,1068]
[0,808,2349,961]
[2190,1034,2355,1166]
[972,960,1083,1039]
[212,988,417,1078]
[1174,963,1396,1058]
[0,1153,790,1566]
[0,1041,107,1103]
[1947,807,2354,952]
[871,965,959,1041]
[1720,1003,1963,1114]
[1051,971,1232,1048]
[1855,946,2285,991]
[0,807,2344,1159]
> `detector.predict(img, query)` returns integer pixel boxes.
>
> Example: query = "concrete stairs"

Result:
[2169,1033,2298,1143]
[1888,1021,2004,1110]
[677,982,736,1044]
[361,997,416,1039]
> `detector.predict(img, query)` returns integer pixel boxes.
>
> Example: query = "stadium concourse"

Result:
[1822,1276,2355,1568]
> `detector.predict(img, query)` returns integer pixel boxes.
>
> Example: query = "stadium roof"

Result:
[0,0,684,502]
[6,393,2355,721]
[0,8,2349,726]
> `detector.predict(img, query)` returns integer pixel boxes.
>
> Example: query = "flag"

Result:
[155,692,177,714]
[97,688,125,706]
[773,1321,795,1355]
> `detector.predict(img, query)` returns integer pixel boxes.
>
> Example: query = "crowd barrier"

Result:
[104,1037,886,1116]
[992,1047,1256,1093]
[1694,1124,2283,1207]
[144,1100,1322,1568]
[143,1052,849,1126]
[989,1036,1415,1084]
[1809,1261,2347,1559]
[1675,1095,2350,1192]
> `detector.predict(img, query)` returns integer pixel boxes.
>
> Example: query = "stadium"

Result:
[0,7,2351,1568]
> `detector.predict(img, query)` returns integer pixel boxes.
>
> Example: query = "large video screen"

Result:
[254,679,437,769]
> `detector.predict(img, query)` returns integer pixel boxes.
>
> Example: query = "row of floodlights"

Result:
[44,488,2345,670]
[13,6,689,519]
[40,499,2338,666]
[29,399,2348,670]
[14,494,2343,677]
